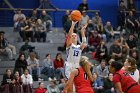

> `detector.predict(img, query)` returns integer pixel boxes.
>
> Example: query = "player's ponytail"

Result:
[80,56,94,82]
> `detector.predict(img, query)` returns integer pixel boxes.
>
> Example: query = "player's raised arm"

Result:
[66,21,77,48]
[80,23,88,50]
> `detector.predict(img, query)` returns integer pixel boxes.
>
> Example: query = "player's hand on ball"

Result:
[72,21,78,25]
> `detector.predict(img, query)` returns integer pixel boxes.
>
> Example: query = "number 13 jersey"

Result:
[66,43,82,68]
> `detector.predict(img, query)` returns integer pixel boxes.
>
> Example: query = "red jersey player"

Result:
[109,61,140,93]
[62,56,94,93]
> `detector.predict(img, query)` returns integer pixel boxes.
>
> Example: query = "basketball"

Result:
[70,10,81,22]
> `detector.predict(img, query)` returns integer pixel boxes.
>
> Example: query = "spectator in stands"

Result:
[62,10,70,23]
[35,82,47,93]
[119,35,129,60]
[11,71,23,93]
[41,54,55,78]
[57,78,66,92]
[96,21,104,34]
[7,43,17,58]
[96,21,107,41]
[135,17,140,35]
[95,40,108,61]
[12,71,22,83]
[92,72,104,93]
[104,21,115,42]
[0,31,14,60]
[103,73,116,93]
[35,19,47,42]
[27,52,41,80]
[62,10,70,35]
[1,31,17,58]
[21,69,33,84]
[79,10,89,29]
[19,18,32,41]
[77,0,88,13]
[17,17,25,34]
[119,34,129,51]
[47,77,60,93]
[1,69,13,86]
[53,53,64,69]
[19,40,37,59]
[21,69,33,93]
[92,12,102,28]
[1,69,13,93]
[137,16,140,38]
[126,34,137,49]
[0,31,16,57]
[117,1,127,30]
[95,59,109,80]
[88,31,101,49]
[53,53,64,80]
[40,10,52,32]
[86,19,95,36]
[30,17,36,33]
[30,9,38,21]
[129,49,140,69]
[127,0,136,11]
[110,39,122,61]
[126,11,136,34]
[14,53,28,75]
[63,16,72,34]
[20,18,34,42]
[13,9,26,31]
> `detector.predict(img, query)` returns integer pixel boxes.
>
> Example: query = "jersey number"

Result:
[123,72,129,76]
[131,72,134,75]
[73,50,79,56]
[84,73,88,80]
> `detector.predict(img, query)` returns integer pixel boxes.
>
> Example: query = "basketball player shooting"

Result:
[62,56,94,93]
[64,21,87,93]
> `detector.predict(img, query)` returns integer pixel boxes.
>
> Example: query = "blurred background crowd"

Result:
[0,0,140,93]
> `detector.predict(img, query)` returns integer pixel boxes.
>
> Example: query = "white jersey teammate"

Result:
[130,69,139,82]
[122,57,140,83]
[64,21,87,80]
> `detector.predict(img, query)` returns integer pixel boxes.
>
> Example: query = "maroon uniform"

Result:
[74,67,94,93]
[113,69,140,93]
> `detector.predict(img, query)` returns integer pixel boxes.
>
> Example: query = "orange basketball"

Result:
[70,10,81,22]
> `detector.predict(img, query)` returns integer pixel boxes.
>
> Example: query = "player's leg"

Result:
[64,63,73,93]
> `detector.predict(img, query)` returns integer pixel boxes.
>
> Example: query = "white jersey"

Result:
[130,69,139,82]
[66,43,82,67]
